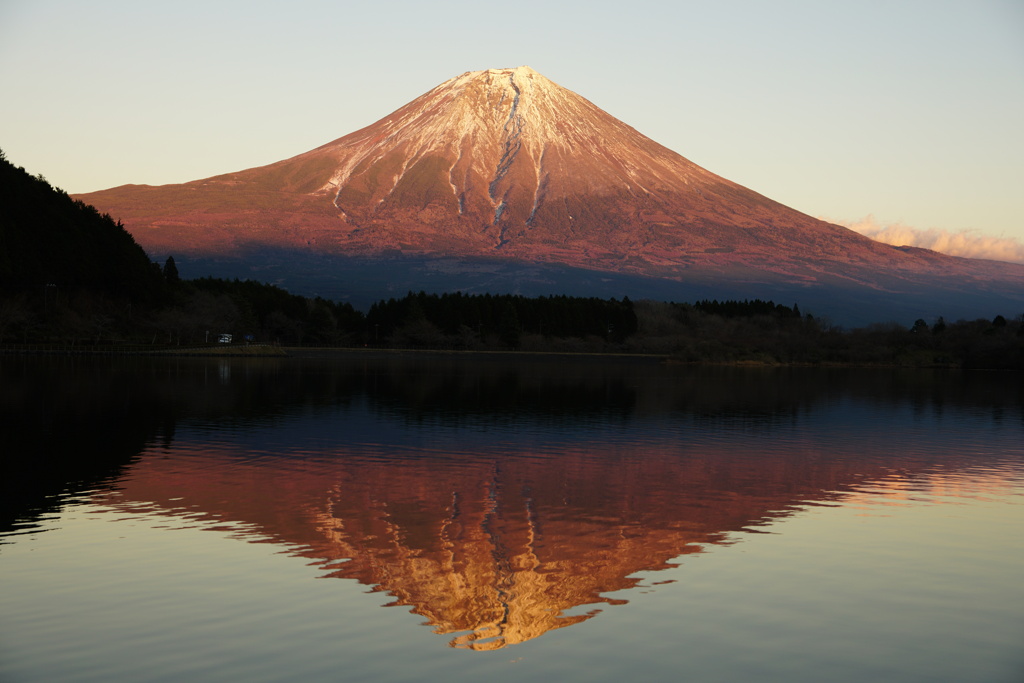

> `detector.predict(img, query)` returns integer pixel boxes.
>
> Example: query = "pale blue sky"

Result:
[2,0,1022,255]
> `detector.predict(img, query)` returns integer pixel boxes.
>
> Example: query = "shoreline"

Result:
[0,343,990,369]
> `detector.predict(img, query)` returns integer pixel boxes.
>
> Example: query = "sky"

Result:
[2,0,1023,262]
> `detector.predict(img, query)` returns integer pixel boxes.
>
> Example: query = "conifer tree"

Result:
[163,256,180,284]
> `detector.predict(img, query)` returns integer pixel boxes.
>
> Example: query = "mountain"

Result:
[74,67,1024,324]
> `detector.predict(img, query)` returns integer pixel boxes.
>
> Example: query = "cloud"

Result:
[831,215,1024,265]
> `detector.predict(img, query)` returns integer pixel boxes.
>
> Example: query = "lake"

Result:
[1,354,1022,682]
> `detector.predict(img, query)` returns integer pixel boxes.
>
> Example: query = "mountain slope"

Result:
[75,67,1024,322]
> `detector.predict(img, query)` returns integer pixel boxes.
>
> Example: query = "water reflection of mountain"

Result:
[6,355,1021,648]
[99,430,1010,649]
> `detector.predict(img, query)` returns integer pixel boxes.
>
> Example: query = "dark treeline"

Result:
[629,301,1023,369]
[153,274,364,346]
[693,299,802,319]
[152,285,640,351]
[0,152,162,298]
[366,291,638,349]
[1,151,166,343]
[2,149,1022,367]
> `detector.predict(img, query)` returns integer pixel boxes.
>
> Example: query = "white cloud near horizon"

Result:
[833,216,1024,265]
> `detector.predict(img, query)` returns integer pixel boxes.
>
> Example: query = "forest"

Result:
[2,150,1022,368]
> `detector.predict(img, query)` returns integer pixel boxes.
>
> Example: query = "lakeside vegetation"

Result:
[2,150,1022,368]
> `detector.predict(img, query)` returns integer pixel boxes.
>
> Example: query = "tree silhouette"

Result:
[499,301,521,348]
[162,256,180,284]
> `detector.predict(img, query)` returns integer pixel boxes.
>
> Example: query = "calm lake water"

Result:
[1,354,1022,683]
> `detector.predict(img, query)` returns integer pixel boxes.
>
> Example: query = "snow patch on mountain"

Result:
[323,65,677,214]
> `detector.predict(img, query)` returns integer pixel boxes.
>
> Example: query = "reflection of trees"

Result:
[361,357,639,427]
[0,358,162,531]
[6,356,1019,454]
